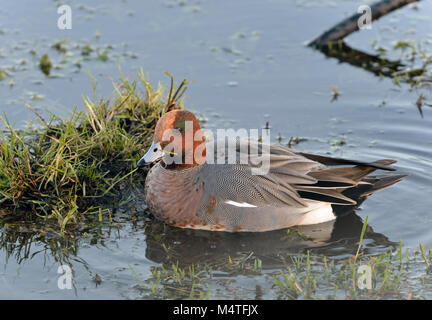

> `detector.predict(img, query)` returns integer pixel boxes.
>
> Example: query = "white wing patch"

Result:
[225,200,257,208]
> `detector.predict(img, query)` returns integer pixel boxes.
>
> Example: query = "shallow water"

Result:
[0,0,432,299]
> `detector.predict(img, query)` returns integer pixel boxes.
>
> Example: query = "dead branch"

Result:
[308,0,420,48]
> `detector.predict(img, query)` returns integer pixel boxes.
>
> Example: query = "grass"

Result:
[127,217,432,300]
[131,238,432,299]
[272,217,432,300]
[130,262,212,300]
[0,69,188,232]
[271,245,429,300]
[1,206,430,299]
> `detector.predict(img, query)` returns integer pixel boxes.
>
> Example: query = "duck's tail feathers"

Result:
[332,173,407,217]
[360,173,407,197]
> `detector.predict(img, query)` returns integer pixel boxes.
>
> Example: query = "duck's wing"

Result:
[201,142,399,208]
[199,142,319,208]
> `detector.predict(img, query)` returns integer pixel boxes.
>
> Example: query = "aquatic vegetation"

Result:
[2,209,431,300]
[272,217,432,300]
[39,54,52,76]
[131,227,432,299]
[312,34,432,116]
[0,70,188,231]
[81,43,94,56]
[52,40,68,54]
[330,86,339,102]
[329,139,346,147]
[272,241,432,300]
[0,69,7,81]
[287,136,308,148]
[124,216,432,300]
[130,262,212,300]
[97,50,109,62]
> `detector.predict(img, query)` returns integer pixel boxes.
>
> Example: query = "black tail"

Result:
[332,174,407,217]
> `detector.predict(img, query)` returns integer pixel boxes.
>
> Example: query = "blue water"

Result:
[0,0,431,299]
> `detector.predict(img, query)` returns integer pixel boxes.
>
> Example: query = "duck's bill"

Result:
[137,142,163,167]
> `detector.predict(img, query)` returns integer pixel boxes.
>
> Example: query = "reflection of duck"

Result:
[143,211,395,269]
[138,109,406,232]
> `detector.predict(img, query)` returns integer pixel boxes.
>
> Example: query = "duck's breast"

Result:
[145,163,207,228]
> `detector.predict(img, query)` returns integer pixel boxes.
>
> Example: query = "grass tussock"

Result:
[0,69,188,231]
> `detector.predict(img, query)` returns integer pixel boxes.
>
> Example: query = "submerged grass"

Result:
[0,69,188,231]
[130,262,212,300]
[132,239,432,300]
[272,241,432,300]
[272,218,432,300]
[132,217,432,300]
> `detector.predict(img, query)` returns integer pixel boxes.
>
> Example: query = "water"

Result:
[0,0,431,299]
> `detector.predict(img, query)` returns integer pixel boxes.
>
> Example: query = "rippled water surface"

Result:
[0,0,431,299]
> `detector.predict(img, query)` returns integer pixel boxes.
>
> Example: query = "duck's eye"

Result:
[153,148,158,152]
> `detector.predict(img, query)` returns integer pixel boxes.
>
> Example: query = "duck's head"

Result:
[137,109,206,168]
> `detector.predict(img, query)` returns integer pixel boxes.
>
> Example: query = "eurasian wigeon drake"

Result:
[138,109,405,232]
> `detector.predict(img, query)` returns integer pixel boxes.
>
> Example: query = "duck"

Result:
[137,109,405,232]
